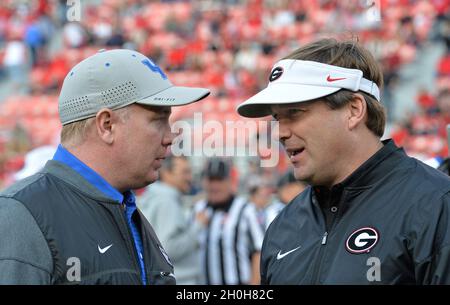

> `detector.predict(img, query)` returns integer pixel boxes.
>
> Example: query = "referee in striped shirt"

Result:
[196,159,265,285]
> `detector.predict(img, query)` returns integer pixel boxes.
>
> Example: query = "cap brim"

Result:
[136,85,210,107]
[237,84,341,118]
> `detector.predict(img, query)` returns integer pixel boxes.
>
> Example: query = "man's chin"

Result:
[140,171,160,187]
[293,169,310,184]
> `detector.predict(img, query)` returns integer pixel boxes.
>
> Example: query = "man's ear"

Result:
[347,94,367,130]
[95,108,115,144]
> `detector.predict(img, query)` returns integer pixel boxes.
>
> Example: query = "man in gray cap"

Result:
[0,49,209,284]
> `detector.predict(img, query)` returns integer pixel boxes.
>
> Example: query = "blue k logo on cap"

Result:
[59,49,210,125]
[141,59,167,80]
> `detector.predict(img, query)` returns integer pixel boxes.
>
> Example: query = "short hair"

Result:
[283,38,386,137]
[60,107,130,146]
[60,118,95,146]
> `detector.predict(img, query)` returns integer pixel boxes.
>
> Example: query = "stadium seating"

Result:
[0,0,449,185]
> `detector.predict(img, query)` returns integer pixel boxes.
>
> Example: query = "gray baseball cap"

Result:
[59,49,210,125]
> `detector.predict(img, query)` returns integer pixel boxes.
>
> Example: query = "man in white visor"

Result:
[237,38,450,284]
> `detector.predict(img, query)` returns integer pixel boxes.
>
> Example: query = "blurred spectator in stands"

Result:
[0,124,32,188]
[63,22,88,48]
[24,20,44,67]
[2,31,29,94]
[92,20,113,45]
[24,13,54,67]
[106,22,126,47]
[234,42,259,72]
[437,89,450,120]
[56,0,68,25]
[7,124,31,156]
[13,145,56,181]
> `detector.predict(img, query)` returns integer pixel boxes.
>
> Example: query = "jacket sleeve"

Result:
[0,197,53,284]
[414,192,450,284]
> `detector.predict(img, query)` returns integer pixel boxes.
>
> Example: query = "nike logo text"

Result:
[98,244,113,254]
[326,75,346,82]
[277,246,301,260]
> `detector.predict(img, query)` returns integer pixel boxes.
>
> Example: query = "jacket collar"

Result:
[337,139,405,189]
[314,139,404,192]
[42,145,123,203]
[311,139,408,212]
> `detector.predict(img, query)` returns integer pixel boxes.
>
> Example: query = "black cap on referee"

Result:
[203,158,231,180]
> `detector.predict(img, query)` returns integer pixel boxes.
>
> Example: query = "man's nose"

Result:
[275,121,291,144]
[163,126,177,147]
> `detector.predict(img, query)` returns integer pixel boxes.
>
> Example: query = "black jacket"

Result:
[0,160,175,284]
[261,140,450,284]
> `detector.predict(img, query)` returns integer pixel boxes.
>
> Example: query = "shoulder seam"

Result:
[0,173,46,198]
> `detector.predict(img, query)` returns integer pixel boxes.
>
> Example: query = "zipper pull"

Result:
[321,232,328,245]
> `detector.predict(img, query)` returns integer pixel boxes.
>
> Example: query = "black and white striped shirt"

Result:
[196,196,265,285]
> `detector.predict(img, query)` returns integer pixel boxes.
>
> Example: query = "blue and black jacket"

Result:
[0,157,175,285]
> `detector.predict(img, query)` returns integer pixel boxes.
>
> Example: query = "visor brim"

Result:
[237,83,341,118]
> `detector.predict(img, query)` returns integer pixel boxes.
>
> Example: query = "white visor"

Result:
[237,59,381,118]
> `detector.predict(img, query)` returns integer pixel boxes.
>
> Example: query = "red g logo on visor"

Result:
[269,67,283,82]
